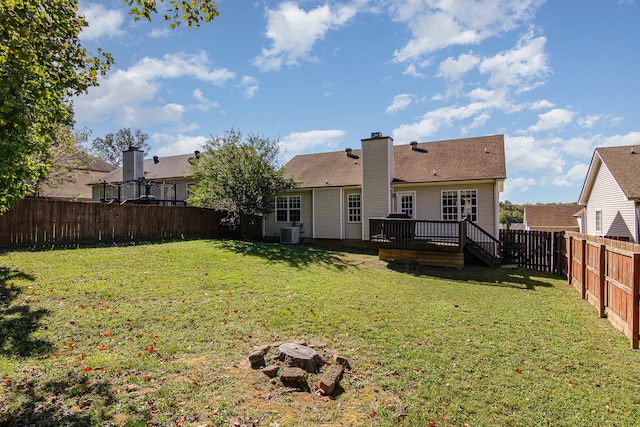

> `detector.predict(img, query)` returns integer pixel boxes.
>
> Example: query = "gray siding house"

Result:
[264,133,506,244]
[89,147,197,205]
[579,145,640,242]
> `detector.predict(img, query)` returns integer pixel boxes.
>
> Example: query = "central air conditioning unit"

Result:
[280,226,300,244]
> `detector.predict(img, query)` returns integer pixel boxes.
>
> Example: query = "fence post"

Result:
[567,235,573,285]
[580,238,587,299]
[632,253,640,349]
[598,244,606,318]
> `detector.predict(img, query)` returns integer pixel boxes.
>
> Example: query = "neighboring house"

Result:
[523,205,583,232]
[89,147,198,205]
[263,133,506,244]
[579,145,640,242]
[38,155,117,201]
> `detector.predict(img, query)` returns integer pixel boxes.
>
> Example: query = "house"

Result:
[263,133,506,264]
[579,144,640,242]
[523,204,583,232]
[89,147,198,205]
[38,155,117,201]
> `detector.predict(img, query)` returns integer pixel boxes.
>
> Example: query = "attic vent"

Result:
[632,147,636,154]
[410,141,418,151]
[345,147,352,156]
[370,132,383,138]
[153,156,159,164]
[195,150,201,158]
[484,147,489,154]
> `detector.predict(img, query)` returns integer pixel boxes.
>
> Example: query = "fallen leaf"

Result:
[515,368,522,374]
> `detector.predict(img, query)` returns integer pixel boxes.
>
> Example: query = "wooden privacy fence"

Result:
[499,229,566,274]
[0,198,238,247]
[565,232,640,348]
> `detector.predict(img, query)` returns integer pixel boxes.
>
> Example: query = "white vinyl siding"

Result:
[263,191,312,238]
[313,188,342,239]
[395,182,497,238]
[361,137,393,239]
[585,162,636,240]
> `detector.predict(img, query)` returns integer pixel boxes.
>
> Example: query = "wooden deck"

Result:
[370,218,501,267]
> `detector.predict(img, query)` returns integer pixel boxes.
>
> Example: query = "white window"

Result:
[441,190,477,221]
[595,210,602,233]
[348,194,361,223]
[276,196,301,222]
[396,192,415,218]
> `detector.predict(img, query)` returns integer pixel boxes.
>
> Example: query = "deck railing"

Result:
[369,218,465,251]
[369,218,501,266]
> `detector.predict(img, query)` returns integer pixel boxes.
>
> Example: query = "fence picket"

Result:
[0,198,241,247]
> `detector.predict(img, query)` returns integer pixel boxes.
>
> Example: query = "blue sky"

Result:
[75,0,640,204]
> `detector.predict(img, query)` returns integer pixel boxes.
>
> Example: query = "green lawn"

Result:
[1,240,640,426]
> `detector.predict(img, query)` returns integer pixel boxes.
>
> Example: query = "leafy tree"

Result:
[500,200,524,228]
[0,0,112,214]
[189,130,297,239]
[124,0,219,29]
[0,0,219,215]
[31,126,94,196]
[91,128,150,166]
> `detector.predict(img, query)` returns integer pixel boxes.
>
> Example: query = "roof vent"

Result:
[432,170,437,176]
[195,150,201,159]
[153,156,159,164]
[632,147,636,154]
[345,147,352,156]
[410,141,418,151]
[371,132,383,138]
[484,147,489,154]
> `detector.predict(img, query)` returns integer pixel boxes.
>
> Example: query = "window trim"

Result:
[441,189,478,221]
[595,209,602,233]
[347,193,362,223]
[396,191,416,218]
[275,195,301,223]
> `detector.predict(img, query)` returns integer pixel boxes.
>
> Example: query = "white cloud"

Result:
[438,53,480,80]
[403,63,425,78]
[279,129,346,160]
[149,27,171,38]
[391,0,545,62]
[479,33,549,91]
[530,99,555,110]
[239,76,259,99]
[597,131,640,148]
[192,89,220,111]
[501,176,537,201]
[393,101,495,142]
[504,134,565,175]
[553,163,589,187]
[529,108,574,132]
[153,134,208,157]
[386,94,414,114]
[79,2,125,40]
[577,114,601,128]
[74,52,235,124]
[114,103,185,127]
[254,2,357,71]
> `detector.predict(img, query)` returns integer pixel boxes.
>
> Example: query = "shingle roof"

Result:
[595,145,640,199]
[524,205,583,230]
[283,134,506,188]
[93,153,195,184]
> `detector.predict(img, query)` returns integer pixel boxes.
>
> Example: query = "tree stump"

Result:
[278,343,323,373]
